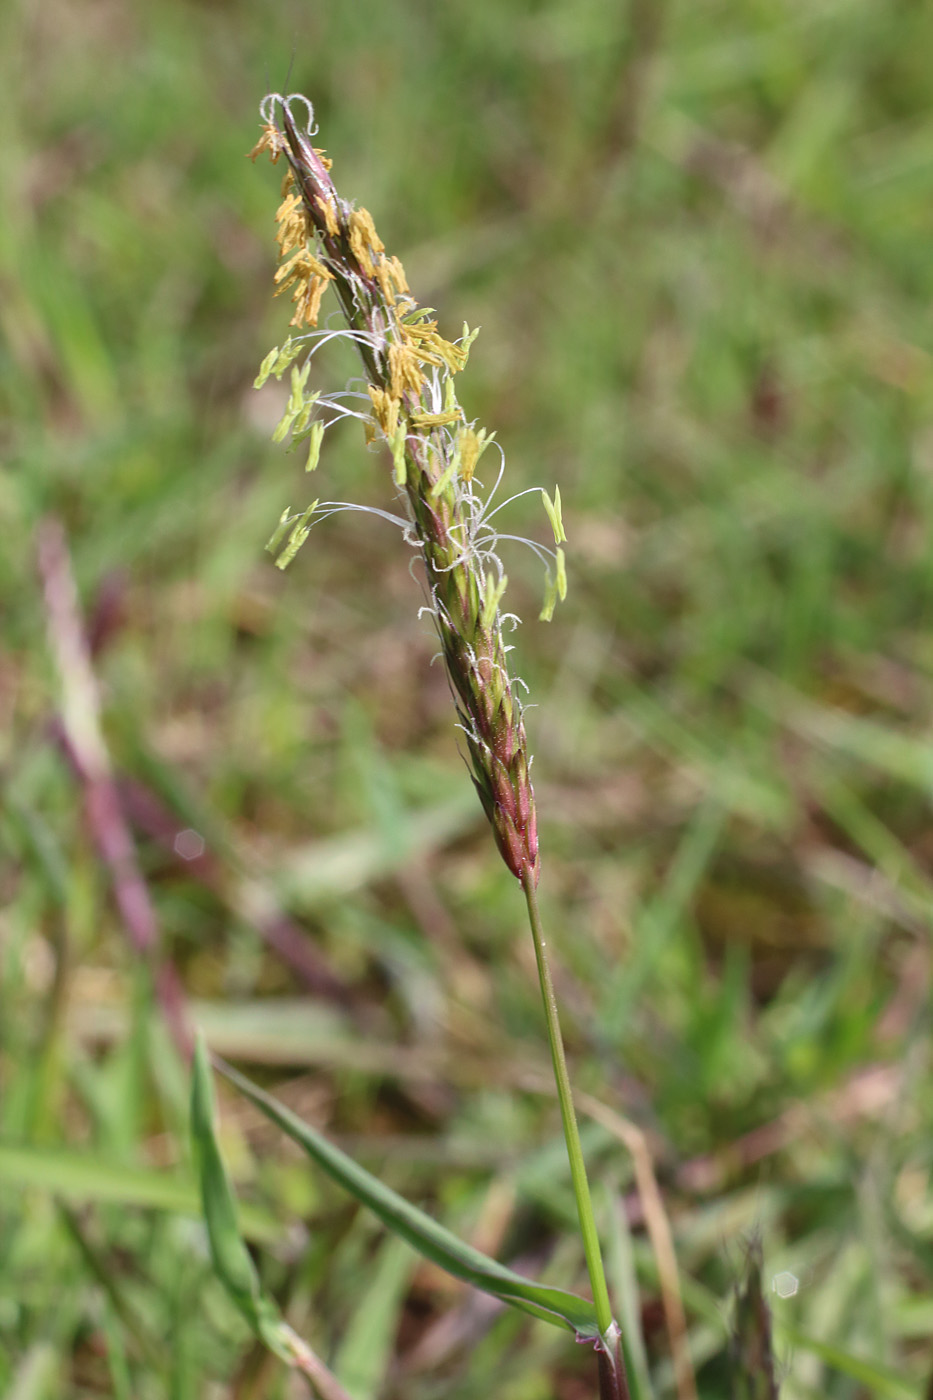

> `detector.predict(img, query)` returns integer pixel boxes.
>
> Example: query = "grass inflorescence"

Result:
[251,93,569,888]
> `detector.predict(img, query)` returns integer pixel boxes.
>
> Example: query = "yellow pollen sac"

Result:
[388,342,425,397]
[348,208,385,277]
[318,196,340,237]
[374,256,398,306]
[399,334,444,370]
[275,194,311,257]
[409,409,464,429]
[275,191,302,225]
[390,257,409,294]
[457,428,481,481]
[403,319,440,343]
[290,274,330,328]
[274,249,331,292]
[277,217,308,257]
[435,337,468,374]
[313,147,333,171]
[401,325,466,374]
[367,385,401,436]
[248,124,284,164]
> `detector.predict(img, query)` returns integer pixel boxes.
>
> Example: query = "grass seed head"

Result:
[252,92,569,884]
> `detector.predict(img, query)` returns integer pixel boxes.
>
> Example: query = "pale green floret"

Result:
[265,506,294,555]
[272,339,303,378]
[474,427,496,459]
[290,397,316,438]
[254,338,304,389]
[481,572,509,631]
[304,420,325,472]
[274,499,319,570]
[542,487,567,545]
[457,426,496,483]
[254,347,279,389]
[272,373,319,445]
[271,410,296,444]
[538,546,568,622]
[459,323,480,364]
[288,361,312,411]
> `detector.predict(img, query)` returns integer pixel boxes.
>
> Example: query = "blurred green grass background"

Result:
[3,0,933,1395]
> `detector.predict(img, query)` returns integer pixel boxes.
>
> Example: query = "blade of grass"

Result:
[190,1036,354,1400]
[213,1054,601,1340]
[781,1328,922,1400]
[0,1142,277,1241]
[332,1235,414,1400]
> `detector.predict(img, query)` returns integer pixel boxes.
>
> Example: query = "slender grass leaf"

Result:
[781,1329,921,1400]
[332,1235,414,1400]
[216,1057,600,1340]
[0,1143,276,1240]
[191,1041,370,1400]
[190,1035,291,1362]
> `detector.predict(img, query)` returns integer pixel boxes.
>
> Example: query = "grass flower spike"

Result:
[250,94,624,1395]
[250,93,566,886]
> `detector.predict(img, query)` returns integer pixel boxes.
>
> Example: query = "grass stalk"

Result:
[522,874,617,1353]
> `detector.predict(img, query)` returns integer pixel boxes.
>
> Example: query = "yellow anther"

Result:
[248,124,284,164]
[374,256,398,306]
[348,207,385,277]
[290,274,329,327]
[318,196,340,237]
[275,192,302,226]
[388,342,425,397]
[387,256,409,295]
[409,409,464,429]
[367,385,401,437]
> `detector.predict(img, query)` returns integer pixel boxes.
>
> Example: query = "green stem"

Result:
[521,872,615,1341]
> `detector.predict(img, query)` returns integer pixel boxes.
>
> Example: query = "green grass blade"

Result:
[216,1056,601,1340]
[0,1143,277,1241]
[782,1329,922,1400]
[332,1235,414,1400]
[190,1035,293,1363]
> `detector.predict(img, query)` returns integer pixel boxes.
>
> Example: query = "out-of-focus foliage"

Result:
[2,0,933,1395]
